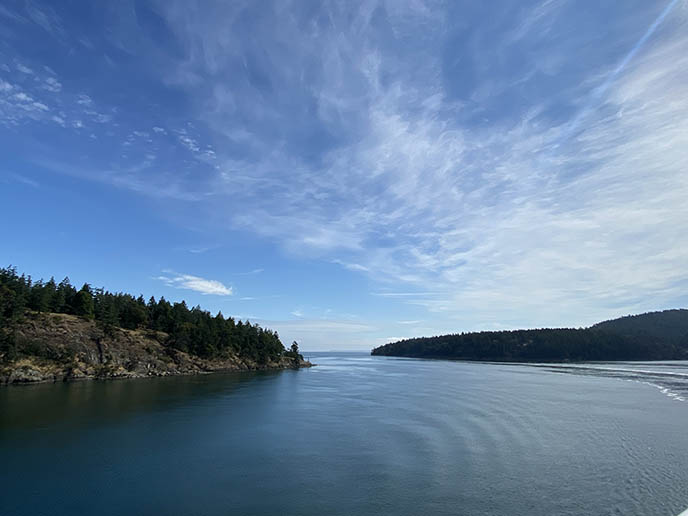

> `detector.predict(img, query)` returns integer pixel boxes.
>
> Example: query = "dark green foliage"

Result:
[284,340,303,365]
[55,277,75,313]
[372,311,688,362]
[592,309,688,342]
[28,279,53,313]
[0,266,286,363]
[73,284,95,319]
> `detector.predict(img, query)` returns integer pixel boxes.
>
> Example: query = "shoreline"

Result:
[1,358,313,386]
[370,353,686,364]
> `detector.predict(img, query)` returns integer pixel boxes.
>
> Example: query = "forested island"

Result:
[0,266,310,384]
[371,310,688,362]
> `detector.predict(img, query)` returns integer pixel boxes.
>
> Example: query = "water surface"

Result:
[2,353,687,515]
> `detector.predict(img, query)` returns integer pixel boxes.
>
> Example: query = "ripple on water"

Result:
[2,354,688,516]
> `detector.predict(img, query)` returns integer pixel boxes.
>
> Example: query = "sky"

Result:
[1,0,687,351]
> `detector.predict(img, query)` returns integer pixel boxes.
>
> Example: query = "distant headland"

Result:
[371,310,688,362]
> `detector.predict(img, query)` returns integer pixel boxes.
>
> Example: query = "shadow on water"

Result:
[0,369,286,434]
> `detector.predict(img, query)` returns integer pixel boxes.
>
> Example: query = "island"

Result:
[371,310,688,362]
[0,266,311,385]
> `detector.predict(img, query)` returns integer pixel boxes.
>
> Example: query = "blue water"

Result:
[2,353,688,515]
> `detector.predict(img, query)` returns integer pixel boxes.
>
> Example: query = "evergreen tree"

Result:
[73,284,95,319]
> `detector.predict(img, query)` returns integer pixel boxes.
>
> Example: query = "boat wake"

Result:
[639,381,686,402]
[536,362,688,402]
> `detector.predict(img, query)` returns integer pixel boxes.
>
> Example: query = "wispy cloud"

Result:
[42,76,61,92]
[156,272,233,296]
[76,94,92,105]
[371,292,440,298]
[24,1,65,37]
[2,0,687,340]
[236,268,264,275]
[176,0,687,329]
[333,260,369,272]
[16,63,34,75]
[3,173,40,188]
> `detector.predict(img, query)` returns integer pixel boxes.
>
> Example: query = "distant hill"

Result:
[592,309,688,342]
[371,309,688,362]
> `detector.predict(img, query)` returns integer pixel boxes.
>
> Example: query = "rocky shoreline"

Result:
[1,313,312,385]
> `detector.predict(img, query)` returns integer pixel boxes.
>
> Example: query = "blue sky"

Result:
[1,0,687,350]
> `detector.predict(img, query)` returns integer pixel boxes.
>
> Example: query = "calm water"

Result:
[2,353,688,516]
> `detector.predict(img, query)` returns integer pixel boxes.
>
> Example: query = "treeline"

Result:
[1,266,298,364]
[371,322,688,362]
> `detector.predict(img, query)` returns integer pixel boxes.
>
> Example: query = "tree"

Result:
[286,341,302,366]
[28,280,51,313]
[57,277,76,314]
[73,284,94,319]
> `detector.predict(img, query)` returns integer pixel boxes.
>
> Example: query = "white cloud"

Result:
[84,110,111,123]
[76,94,92,105]
[12,92,32,102]
[15,63,33,74]
[237,268,264,275]
[155,272,233,295]
[178,134,200,152]
[43,77,62,92]
[25,2,65,37]
[371,292,439,298]
[333,260,369,272]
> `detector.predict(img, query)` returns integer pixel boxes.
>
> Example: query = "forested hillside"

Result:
[0,266,303,369]
[371,311,688,362]
[592,309,688,342]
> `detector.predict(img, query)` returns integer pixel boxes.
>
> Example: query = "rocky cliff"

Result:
[1,312,311,385]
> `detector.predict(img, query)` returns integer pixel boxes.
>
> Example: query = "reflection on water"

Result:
[0,370,279,433]
[2,353,688,516]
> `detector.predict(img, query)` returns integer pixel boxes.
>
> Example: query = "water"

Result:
[1,353,688,516]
